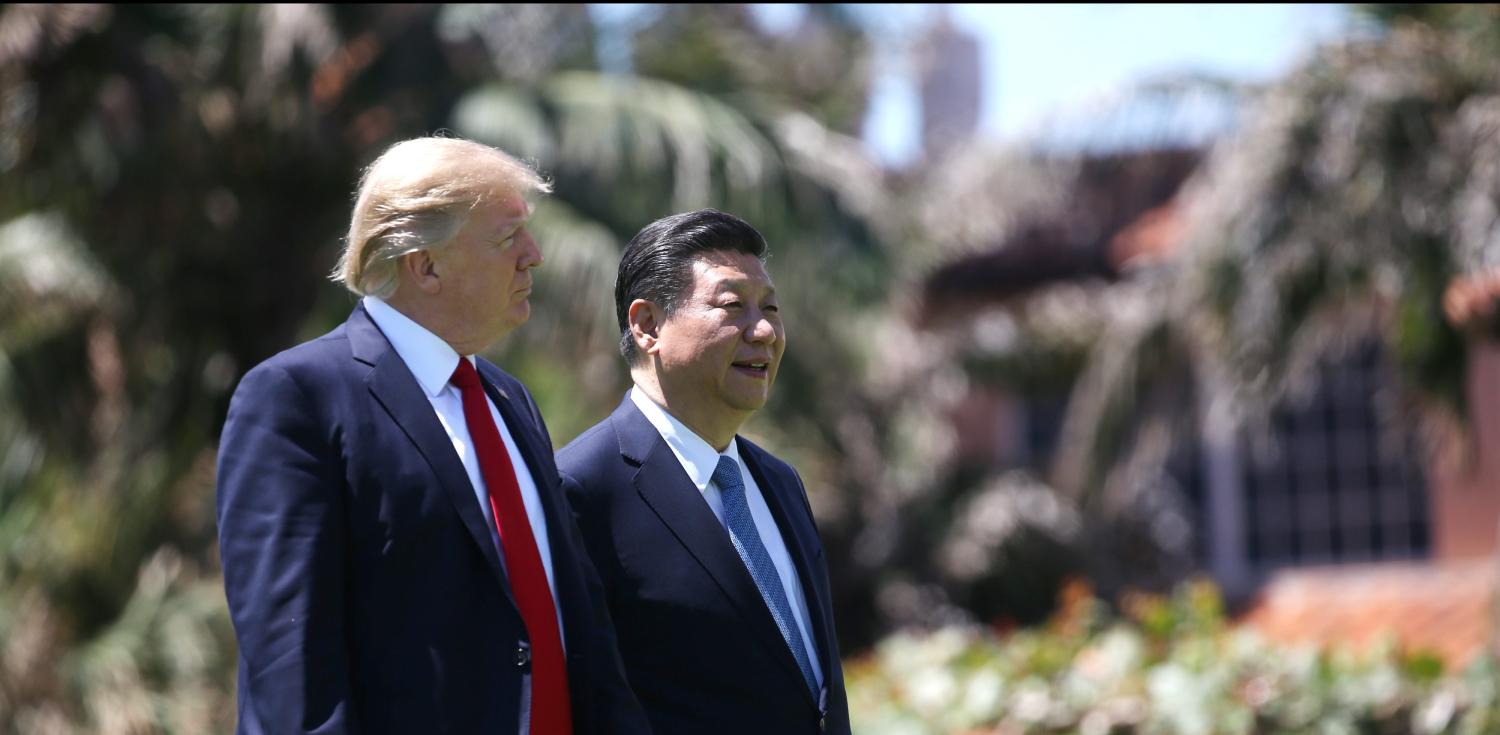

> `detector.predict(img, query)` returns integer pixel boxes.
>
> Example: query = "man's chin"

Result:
[488,310,530,345]
[726,392,770,412]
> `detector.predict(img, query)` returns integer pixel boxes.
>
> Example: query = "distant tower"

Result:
[917,7,982,160]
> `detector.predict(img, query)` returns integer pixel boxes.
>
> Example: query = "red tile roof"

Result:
[1237,560,1495,668]
[1108,198,1184,270]
[1444,266,1500,330]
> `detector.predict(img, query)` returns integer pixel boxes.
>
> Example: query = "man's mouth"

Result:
[731,360,770,377]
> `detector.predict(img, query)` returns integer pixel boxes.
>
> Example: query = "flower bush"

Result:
[847,580,1500,734]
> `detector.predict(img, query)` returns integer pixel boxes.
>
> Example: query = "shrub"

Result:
[847,579,1500,735]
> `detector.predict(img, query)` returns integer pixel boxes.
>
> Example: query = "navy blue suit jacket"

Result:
[556,397,850,735]
[216,305,648,734]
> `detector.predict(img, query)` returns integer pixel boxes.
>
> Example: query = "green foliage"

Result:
[0,5,486,728]
[849,580,1500,735]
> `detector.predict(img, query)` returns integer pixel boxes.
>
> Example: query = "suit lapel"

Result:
[349,306,512,597]
[479,369,554,516]
[741,440,838,691]
[613,399,814,701]
[479,368,579,599]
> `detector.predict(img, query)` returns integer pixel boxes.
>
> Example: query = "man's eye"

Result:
[764,304,779,314]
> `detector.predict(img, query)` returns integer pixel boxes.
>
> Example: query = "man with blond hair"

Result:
[217,136,647,735]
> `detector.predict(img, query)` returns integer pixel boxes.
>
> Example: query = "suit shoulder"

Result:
[738,436,799,480]
[555,419,628,504]
[233,325,351,396]
[249,322,350,374]
[556,419,617,473]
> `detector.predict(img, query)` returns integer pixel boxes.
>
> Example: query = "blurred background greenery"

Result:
[3,4,1500,733]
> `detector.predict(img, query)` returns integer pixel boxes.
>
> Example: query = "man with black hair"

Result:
[557,209,849,734]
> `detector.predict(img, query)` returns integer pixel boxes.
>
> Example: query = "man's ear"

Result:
[627,299,663,356]
[400,250,441,294]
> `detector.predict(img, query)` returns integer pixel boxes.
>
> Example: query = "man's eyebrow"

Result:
[492,214,529,238]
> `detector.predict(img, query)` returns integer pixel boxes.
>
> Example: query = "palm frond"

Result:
[548,71,780,211]
[455,71,784,217]
[451,85,558,164]
[771,110,890,229]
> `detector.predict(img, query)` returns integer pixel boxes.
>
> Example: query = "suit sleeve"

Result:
[216,363,359,734]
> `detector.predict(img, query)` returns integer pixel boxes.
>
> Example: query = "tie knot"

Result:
[712,455,743,492]
[450,358,481,391]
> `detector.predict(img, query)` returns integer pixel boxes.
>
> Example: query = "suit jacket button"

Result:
[514,645,531,669]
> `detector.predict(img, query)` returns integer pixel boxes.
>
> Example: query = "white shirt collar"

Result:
[629,385,742,492]
[363,295,468,397]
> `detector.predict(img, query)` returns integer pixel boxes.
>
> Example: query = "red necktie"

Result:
[451,358,572,735]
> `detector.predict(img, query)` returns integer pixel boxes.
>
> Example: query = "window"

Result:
[1241,341,1430,569]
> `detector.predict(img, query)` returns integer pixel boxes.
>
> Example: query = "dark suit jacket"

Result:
[216,304,648,734]
[556,396,850,735]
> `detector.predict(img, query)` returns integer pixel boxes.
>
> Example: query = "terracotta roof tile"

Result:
[1237,560,1494,668]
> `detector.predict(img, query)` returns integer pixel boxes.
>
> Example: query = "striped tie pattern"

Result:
[712,455,818,698]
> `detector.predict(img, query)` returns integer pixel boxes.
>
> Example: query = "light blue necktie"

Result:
[712,455,819,698]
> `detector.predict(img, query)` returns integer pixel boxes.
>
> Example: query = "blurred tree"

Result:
[0,3,568,730]
[632,4,872,136]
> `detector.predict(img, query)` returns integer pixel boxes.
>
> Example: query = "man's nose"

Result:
[517,228,542,269]
[745,312,778,344]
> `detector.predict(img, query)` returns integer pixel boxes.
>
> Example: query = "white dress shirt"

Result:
[364,296,564,647]
[629,386,824,690]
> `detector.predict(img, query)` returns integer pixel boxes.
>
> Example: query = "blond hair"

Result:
[333,136,551,297]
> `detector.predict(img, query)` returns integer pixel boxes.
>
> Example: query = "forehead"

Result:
[689,250,772,288]
[471,191,532,230]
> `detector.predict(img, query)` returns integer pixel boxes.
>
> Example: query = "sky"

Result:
[754,3,1358,165]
